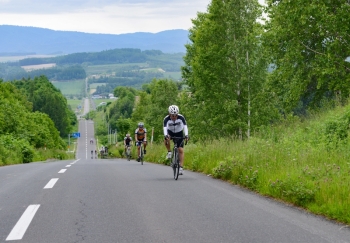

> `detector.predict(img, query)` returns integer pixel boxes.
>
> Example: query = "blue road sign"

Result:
[71,132,80,138]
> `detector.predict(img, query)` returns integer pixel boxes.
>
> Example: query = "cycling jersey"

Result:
[163,114,188,136]
[135,128,147,141]
[124,137,132,146]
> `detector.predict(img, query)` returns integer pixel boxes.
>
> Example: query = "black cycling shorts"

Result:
[167,131,185,148]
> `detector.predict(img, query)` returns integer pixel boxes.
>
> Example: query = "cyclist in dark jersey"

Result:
[123,134,132,155]
[135,122,147,161]
[163,105,189,175]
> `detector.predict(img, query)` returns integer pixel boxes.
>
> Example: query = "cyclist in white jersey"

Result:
[163,105,189,175]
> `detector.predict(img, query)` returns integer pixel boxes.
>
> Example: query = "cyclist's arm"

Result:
[183,125,189,137]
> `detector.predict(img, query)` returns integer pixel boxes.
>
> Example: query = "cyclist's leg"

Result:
[164,138,171,151]
[178,147,184,167]
[137,141,141,156]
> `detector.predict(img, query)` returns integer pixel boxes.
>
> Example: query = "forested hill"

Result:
[0,25,189,54]
[18,49,170,66]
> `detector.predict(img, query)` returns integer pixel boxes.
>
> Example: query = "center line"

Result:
[58,169,67,173]
[44,178,59,189]
[6,204,40,241]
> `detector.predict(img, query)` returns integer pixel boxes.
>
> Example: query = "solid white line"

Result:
[6,204,40,241]
[43,178,59,189]
[58,169,67,173]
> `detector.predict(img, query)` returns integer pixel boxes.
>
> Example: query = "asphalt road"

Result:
[1,102,350,242]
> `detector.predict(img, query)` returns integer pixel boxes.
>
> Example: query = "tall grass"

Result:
[110,105,350,224]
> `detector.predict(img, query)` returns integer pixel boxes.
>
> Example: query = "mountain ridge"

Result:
[0,25,189,55]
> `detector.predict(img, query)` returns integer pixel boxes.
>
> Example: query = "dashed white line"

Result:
[58,169,67,173]
[65,165,71,167]
[70,158,80,165]
[43,178,59,189]
[6,204,40,241]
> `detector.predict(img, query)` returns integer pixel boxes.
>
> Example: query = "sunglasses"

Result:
[170,114,177,118]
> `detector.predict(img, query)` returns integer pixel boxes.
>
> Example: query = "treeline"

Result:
[89,80,184,145]
[27,65,86,80]
[94,0,350,144]
[0,63,86,81]
[0,76,76,164]
[178,0,350,140]
[18,49,162,66]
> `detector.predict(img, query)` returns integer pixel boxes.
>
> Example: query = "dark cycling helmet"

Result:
[168,105,179,115]
[138,122,144,128]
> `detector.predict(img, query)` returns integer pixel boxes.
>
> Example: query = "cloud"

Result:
[0,0,210,34]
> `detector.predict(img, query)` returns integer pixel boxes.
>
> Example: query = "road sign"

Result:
[71,132,80,138]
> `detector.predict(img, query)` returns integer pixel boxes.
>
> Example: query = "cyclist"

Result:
[163,105,189,175]
[123,133,133,156]
[135,122,147,162]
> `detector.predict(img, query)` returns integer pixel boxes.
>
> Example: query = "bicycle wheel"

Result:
[126,148,131,161]
[172,148,179,180]
[140,148,144,165]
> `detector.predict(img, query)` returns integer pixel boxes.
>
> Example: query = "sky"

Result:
[0,0,212,35]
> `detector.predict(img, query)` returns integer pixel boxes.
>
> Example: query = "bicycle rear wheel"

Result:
[172,148,179,180]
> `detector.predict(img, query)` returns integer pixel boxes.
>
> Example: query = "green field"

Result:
[52,79,85,97]
[67,99,84,110]
[163,72,182,80]
[90,83,106,89]
[84,63,148,76]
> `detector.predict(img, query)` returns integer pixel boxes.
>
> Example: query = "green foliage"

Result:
[13,76,76,137]
[0,79,69,164]
[131,79,180,142]
[182,0,271,140]
[269,177,316,207]
[263,0,350,114]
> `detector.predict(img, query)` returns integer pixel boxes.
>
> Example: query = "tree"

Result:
[132,79,179,142]
[263,0,350,114]
[182,0,267,140]
[13,76,75,137]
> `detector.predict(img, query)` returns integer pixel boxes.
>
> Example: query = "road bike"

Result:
[168,137,186,180]
[126,145,131,161]
[136,141,144,165]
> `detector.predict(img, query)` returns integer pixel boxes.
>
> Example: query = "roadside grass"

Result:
[91,100,350,224]
[107,104,350,224]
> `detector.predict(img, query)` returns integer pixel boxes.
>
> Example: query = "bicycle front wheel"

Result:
[172,148,179,180]
[140,149,144,165]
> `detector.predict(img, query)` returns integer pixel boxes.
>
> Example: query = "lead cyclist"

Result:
[163,105,189,175]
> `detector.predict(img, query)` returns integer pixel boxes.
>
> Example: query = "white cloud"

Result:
[0,0,210,34]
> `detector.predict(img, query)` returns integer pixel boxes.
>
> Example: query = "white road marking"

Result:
[58,169,67,173]
[65,165,71,167]
[6,204,40,241]
[70,158,80,165]
[43,178,59,189]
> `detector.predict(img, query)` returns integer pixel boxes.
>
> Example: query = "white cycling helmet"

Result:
[168,105,179,115]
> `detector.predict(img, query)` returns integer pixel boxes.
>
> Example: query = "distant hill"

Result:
[0,25,189,55]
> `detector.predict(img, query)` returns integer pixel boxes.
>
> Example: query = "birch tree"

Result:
[182,0,268,140]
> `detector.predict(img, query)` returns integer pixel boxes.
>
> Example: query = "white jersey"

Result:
[163,114,188,136]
